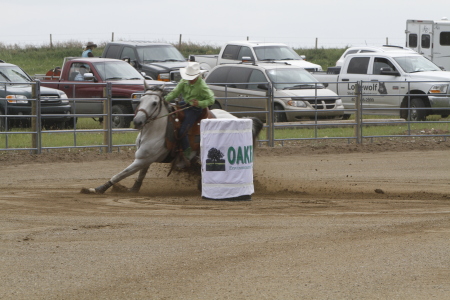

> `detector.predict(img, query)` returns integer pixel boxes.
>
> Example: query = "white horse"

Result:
[82,84,263,194]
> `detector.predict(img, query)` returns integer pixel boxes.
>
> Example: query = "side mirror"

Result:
[123,57,131,64]
[241,56,255,64]
[189,55,196,62]
[380,67,400,76]
[83,73,95,81]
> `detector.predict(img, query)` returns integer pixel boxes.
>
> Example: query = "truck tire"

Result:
[409,98,427,121]
[111,104,133,128]
[274,104,287,123]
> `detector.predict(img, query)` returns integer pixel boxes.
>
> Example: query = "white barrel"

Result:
[200,119,254,200]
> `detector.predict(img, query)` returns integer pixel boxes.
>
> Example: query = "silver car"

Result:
[205,62,344,122]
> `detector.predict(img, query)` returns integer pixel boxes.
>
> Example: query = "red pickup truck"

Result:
[38,57,165,128]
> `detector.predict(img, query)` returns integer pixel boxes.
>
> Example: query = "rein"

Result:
[135,92,191,125]
[135,92,166,125]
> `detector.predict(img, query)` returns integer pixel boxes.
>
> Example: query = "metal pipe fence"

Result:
[1,80,449,152]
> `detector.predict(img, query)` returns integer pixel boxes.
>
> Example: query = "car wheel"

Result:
[341,114,351,120]
[274,104,287,122]
[209,101,221,110]
[111,104,132,128]
[409,98,426,121]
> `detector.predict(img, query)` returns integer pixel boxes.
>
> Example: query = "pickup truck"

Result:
[101,41,188,82]
[311,52,450,121]
[1,61,71,130]
[190,41,323,72]
[38,57,164,128]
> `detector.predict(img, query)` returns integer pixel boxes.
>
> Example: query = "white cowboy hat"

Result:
[180,62,206,80]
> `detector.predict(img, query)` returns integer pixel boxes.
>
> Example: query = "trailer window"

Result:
[408,34,418,48]
[421,34,430,49]
[440,32,450,46]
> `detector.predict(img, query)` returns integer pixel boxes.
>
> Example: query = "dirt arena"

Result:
[1,138,449,300]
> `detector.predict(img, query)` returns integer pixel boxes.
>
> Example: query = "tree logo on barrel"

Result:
[205,147,225,171]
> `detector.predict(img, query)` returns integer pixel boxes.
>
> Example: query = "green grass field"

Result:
[1,114,448,150]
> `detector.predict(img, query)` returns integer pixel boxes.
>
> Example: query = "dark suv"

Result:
[101,41,188,82]
[0,61,72,130]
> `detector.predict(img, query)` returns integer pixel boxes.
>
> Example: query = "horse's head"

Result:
[133,84,168,130]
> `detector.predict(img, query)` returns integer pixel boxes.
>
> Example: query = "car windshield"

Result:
[137,45,186,62]
[266,68,324,90]
[0,66,32,83]
[255,46,303,61]
[93,61,145,80]
[394,56,441,73]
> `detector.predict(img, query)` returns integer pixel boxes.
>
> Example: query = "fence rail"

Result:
[1,81,449,152]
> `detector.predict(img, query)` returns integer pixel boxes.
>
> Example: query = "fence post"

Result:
[31,81,42,154]
[355,82,362,144]
[103,82,112,152]
[266,83,274,147]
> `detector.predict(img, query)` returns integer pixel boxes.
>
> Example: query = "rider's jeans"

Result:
[180,106,203,151]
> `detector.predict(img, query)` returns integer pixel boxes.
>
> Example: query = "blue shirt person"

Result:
[82,42,97,57]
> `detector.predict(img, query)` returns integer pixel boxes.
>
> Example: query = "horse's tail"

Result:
[247,117,263,147]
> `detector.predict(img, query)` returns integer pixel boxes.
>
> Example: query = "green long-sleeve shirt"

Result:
[165,77,215,108]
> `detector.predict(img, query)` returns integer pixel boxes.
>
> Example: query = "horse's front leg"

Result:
[82,159,150,194]
[128,166,150,193]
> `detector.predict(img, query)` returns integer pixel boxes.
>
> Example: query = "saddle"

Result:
[163,105,215,164]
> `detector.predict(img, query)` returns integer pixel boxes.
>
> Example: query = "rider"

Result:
[164,62,214,160]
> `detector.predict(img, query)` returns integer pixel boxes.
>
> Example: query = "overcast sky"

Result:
[2,0,450,48]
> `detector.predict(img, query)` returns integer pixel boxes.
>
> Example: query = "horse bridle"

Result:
[135,90,193,127]
[135,91,165,125]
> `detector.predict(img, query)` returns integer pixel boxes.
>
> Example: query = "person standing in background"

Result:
[82,42,97,57]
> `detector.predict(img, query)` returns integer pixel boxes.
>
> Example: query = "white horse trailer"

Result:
[405,18,450,70]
